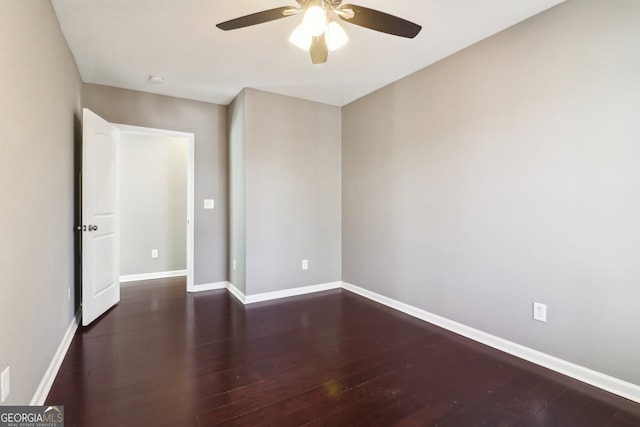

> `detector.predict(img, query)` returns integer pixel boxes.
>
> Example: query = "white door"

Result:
[82,108,120,326]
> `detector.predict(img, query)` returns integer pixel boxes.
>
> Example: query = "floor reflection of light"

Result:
[324,380,342,396]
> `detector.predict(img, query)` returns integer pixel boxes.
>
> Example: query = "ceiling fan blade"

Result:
[216,7,296,31]
[310,35,328,64]
[339,4,422,38]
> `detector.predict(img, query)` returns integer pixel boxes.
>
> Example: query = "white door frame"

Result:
[116,124,195,292]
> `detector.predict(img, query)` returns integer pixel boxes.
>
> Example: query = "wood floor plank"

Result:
[45,278,640,426]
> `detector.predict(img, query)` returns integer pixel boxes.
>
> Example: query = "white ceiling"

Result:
[51,0,565,107]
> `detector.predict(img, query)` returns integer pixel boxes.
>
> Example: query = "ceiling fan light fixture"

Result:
[302,2,327,37]
[290,20,348,52]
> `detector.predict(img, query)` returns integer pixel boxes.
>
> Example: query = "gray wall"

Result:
[342,0,640,385]
[233,89,342,295]
[120,133,187,276]
[82,84,228,286]
[0,1,81,404]
[228,92,246,293]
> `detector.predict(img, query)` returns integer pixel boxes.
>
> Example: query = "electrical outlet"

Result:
[233,259,237,270]
[67,285,71,302]
[1,366,10,402]
[302,259,309,270]
[204,199,215,209]
[533,302,547,322]
[151,249,159,259]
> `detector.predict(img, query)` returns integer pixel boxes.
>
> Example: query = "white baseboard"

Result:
[243,282,342,304]
[31,310,80,405]
[190,281,228,292]
[120,270,187,283]
[224,281,342,305]
[341,281,640,404]
[226,282,245,304]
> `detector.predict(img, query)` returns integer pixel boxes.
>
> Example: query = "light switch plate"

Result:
[151,249,159,259]
[1,366,10,402]
[204,199,215,209]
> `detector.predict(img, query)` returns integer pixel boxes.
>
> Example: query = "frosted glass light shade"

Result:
[325,21,348,51]
[289,23,312,50]
[289,21,348,52]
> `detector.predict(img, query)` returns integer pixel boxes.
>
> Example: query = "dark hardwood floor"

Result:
[46,278,640,426]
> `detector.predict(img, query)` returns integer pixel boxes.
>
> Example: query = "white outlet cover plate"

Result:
[533,302,547,322]
[302,260,309,270]
[204,199,214,209]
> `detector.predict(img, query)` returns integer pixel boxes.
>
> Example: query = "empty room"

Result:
[1,0,639,425]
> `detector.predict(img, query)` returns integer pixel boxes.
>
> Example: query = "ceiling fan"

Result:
[216,0,422,64]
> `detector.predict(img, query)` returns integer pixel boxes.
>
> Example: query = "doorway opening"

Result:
[116,124,195,292]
